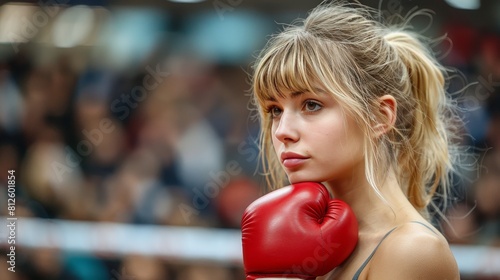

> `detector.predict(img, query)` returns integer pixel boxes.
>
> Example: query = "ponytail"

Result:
[385,31,456,212]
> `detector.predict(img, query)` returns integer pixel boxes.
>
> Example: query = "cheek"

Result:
[271,137,279,154]
[270,125,279,148]
[312,118,349,146]
[313,117,364,161]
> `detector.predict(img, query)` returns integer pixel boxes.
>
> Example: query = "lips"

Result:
[280,152,309,168]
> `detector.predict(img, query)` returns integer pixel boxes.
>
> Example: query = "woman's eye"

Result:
[268,106,282,118]
[304,101,322,112]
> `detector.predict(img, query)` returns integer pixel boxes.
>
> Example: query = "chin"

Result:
[286,171,326,184]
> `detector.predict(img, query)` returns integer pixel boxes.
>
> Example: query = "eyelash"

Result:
[265,105,281,118]
[304,100,322,112]
[265,100,322,118]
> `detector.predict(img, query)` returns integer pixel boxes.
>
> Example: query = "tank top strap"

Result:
[351,221,437,280]
[351,227,397,280]
[409,220,438,235]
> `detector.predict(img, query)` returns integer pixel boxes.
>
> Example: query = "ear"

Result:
[373,95,397,137]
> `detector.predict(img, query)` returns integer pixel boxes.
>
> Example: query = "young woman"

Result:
[241,1,462,279]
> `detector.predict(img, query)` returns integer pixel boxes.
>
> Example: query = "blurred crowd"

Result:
[438,23,500,280]
[0,46,262,279]
[0,2,498,280]
[439,25,500,253]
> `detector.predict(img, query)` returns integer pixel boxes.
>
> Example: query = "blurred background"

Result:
[0,0,498,279]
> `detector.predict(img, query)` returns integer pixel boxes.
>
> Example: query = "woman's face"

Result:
[264,89,366,185]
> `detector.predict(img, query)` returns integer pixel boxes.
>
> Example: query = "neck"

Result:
[324,168,422,234]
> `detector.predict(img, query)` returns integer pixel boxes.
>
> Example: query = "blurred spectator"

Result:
[474,150,500,246]
[485,92,500,149]
[442,202,479,245]
[0,63,23,135]
[120,255,171,280]
[443,150,500,247]
[215,177,261,228]
[0,255,16,280]
[20,247,79,280]
[20,126,85,219]
[177,263,232,280]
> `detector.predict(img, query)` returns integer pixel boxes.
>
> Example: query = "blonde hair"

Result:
[251,1,463,216]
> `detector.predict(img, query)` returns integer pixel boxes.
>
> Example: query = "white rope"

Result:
[1,217,242,264]
[2,217,499,276]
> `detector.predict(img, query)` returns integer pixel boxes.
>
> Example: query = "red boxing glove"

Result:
[241,182,358,279]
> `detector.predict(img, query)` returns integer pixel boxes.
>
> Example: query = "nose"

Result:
[273,111,299,143]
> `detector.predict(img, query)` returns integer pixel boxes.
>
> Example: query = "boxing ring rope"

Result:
[1,217,499,277]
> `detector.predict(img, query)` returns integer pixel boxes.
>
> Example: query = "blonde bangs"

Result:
[253,31,331,108]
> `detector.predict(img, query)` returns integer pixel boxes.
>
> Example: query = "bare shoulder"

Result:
[368,222,460,280]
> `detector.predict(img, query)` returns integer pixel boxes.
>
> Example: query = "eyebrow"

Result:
[290,91,306,98]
